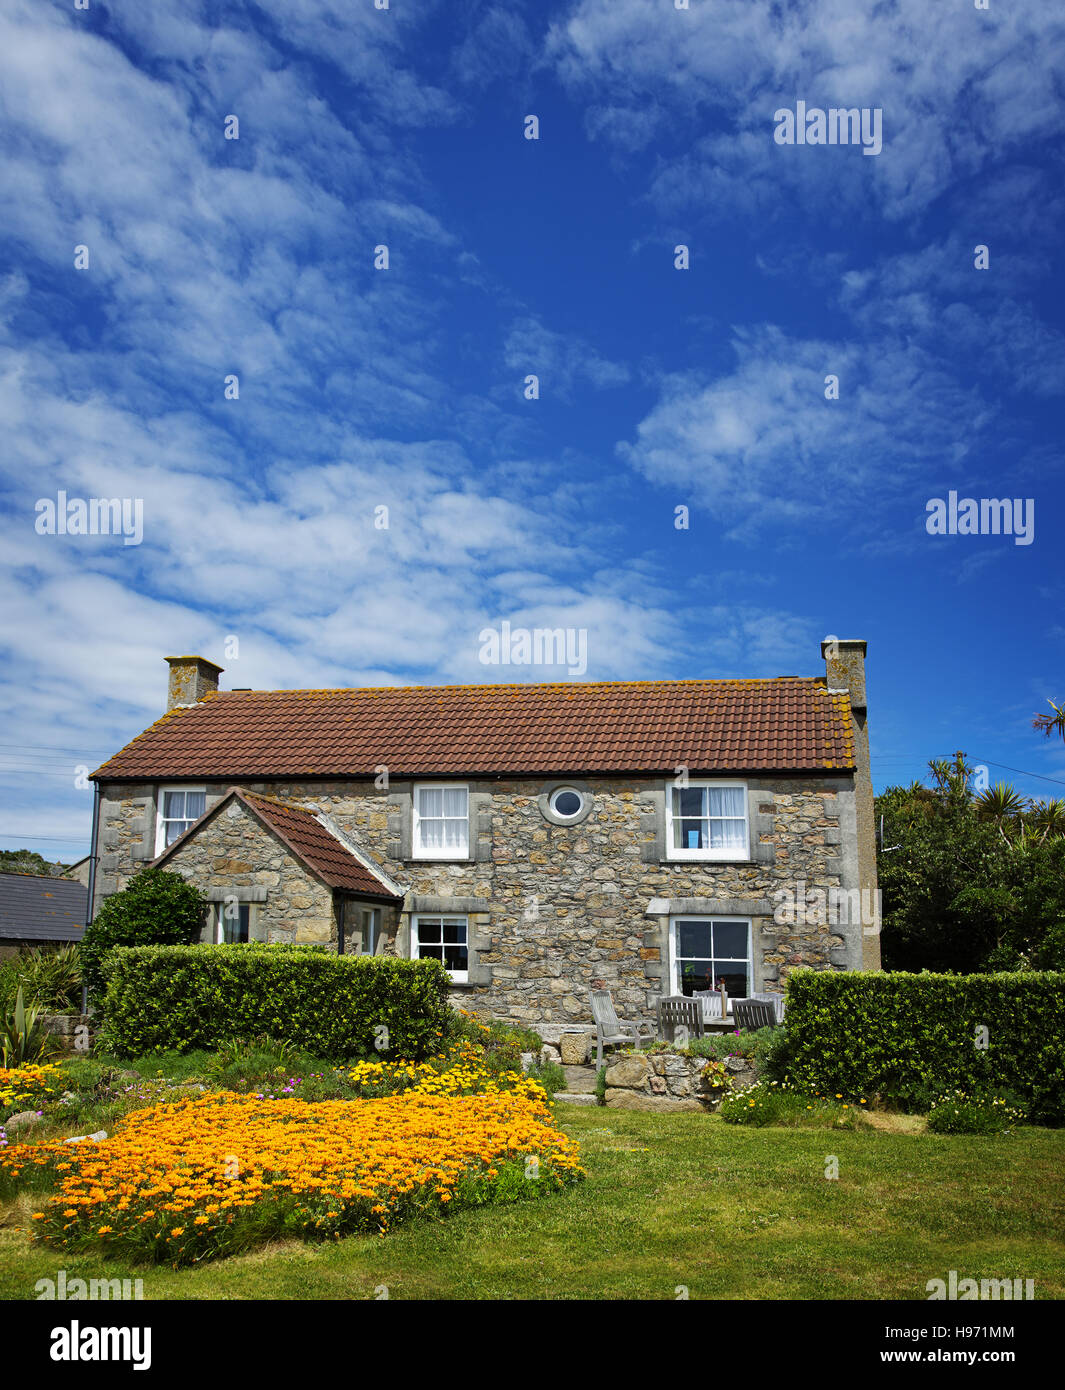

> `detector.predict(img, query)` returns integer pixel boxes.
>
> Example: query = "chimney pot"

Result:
[165,655,223,711]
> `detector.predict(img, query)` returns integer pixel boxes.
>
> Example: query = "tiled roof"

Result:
[0,873,87,941]
[155,789,402,901]
[93,678,857,780]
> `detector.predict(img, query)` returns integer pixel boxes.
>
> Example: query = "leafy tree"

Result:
[877,753,1065,972]
[80,868,207,1000]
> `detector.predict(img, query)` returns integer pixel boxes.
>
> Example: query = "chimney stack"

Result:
[166,655,223,711]
[821,638,879,972]
[821,638,866,710]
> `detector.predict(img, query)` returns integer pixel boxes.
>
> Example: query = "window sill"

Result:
[662,857,753,867]
[406,857,474,866]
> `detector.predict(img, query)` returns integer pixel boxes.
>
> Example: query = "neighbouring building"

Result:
[87,641,880,1030]
[0,873,87,958]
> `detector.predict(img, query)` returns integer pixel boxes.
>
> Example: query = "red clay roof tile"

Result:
[93,678,856,780]
[155,788,401,900]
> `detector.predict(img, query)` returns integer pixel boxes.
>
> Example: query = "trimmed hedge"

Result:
[98,944,456,1062]
[79,867,207,998]
[776,969,1065,1123]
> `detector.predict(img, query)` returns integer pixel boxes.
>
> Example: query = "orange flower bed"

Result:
[3,1088,583,1265]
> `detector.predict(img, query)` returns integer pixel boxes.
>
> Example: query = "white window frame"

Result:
[411,783,470,860]
[664,779,749,861]
[411,913,469,983]
[155,785,207,855]
[205,901,262,945]
[358,906,380,956]
[668,915,752,998]
[548,786,585,821]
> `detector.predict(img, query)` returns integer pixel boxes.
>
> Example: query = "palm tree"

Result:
[975,782,1029,840]
[1027,798,1065,841]
[1033,699,1065,741]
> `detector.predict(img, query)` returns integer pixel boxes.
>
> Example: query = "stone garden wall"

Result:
[41,1012,96,1052]
[602,1051,759,1111]
[541,1032,760,1112]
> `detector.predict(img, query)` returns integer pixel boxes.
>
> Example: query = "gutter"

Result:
[82,781,100,1014]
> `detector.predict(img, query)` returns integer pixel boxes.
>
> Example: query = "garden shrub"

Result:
[0,946,82,1013]
[719,1080,866,1129]
[98,943,456,1062]
[698,1058,734,1100]
[776,969,1065,1123]
[526,1059,567,1096]
[80,869,207,998]
[927,1091,1027,1135]
[451,1013,543,1076]
[685,1027,777,1063]
[0,987,57,1067]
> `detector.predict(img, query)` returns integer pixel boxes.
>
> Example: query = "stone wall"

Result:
[93,771,865,1030]
[603,1050,760,1112]
[41,1013,96,1052]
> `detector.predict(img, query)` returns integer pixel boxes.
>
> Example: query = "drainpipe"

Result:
[82,781,100,1015]
[336,894,345,956]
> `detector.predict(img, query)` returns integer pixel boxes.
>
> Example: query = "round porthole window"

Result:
[549,787,584,820]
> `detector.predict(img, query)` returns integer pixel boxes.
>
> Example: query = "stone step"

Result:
[553,1092,599,1106]
[561,1064,598,1094]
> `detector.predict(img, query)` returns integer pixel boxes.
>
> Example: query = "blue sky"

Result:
[1,0,1063,862]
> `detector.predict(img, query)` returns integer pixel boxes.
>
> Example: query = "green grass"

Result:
[3,1103,1062,1300]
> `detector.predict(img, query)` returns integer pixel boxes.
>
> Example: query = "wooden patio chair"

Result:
[750,991,786,1024]
[657,995,705,1045]
[732,998,779,1032]
[589,988,655,1069]
[693,988,724,1020]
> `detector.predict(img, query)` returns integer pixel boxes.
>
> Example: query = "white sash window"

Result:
[412,784,469,859]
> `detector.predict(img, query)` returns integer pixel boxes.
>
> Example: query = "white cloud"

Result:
[546,0,1065,222]
[503,315,630,399]
[618,324,989,538]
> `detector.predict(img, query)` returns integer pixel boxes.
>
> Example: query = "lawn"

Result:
[2,1099,1063,1300]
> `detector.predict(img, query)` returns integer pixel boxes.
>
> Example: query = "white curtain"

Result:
[417,787,468,852]
[707,786,746,850]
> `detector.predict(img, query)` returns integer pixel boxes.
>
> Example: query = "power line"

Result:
[0,742,113,754]
[0,835,90,844]
[966,757,1065,790]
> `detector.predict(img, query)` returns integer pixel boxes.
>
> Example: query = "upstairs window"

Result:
[666,781,748,860]
[156,787,206,853]
[412,784,469,859]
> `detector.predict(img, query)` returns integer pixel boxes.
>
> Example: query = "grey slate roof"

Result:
[0,872,87,942]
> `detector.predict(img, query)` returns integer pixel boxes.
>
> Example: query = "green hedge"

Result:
[777,970,1065,1123]
[98,944,455,1062]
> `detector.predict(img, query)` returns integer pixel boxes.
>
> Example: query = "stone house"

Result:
[88,640,880,1030]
